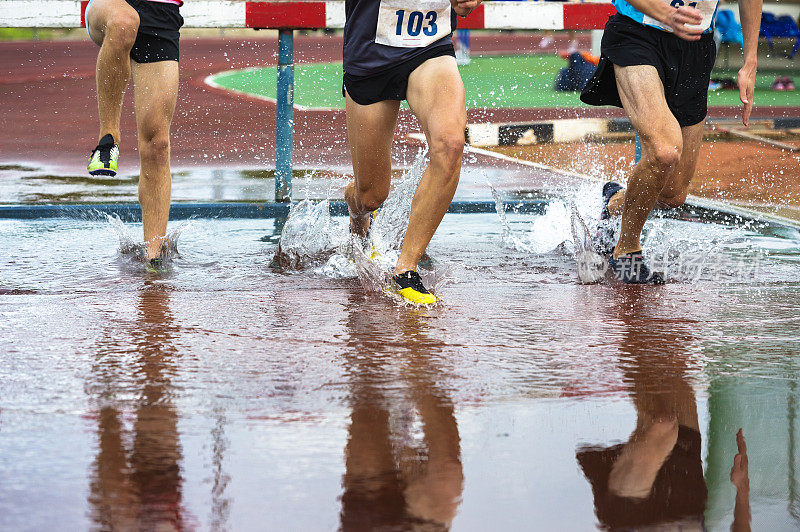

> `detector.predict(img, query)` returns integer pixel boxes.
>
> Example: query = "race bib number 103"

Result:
[375,1,452,48]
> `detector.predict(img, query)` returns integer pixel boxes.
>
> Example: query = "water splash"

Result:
[106,214,188,262]
[570,203,607,284]
[492,179,776,284]
[491,180,599,255]
[368,149,427,260]
[643,218,767,283]
[273,199,340,270]
[274,149,435,294]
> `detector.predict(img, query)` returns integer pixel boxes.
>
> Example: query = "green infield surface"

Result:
[208,54,800,110]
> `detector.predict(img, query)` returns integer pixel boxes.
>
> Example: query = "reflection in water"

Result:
[340,293,463,530]
[88,281,189,530]
[577,289,750,530]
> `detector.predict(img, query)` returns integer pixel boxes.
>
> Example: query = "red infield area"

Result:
[1,33,791,175]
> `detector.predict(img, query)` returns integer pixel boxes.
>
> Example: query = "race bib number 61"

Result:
[643,0,718,33]
[375,0,452,48]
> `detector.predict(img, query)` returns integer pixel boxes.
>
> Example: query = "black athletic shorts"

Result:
[125,0,183,63]
[342,43,456,106]
[580,14,716,127]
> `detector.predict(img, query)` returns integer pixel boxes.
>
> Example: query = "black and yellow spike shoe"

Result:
[145,257,168,274]
[392,270,437,305]
[88,133,119,177]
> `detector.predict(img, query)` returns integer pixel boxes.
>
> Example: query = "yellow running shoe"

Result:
[367,211,380,260]
[392,270,437,305]
[87,134,119,177]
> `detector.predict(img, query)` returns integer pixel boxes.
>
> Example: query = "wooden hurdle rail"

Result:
[0,0,616,202]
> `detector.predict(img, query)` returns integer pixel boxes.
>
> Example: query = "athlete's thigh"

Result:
[130,60,179,137]
[85,0,139,46]
[613,64,680,145]
[345,93,400,188]
[405,55,466,142]
[661,121,704,201]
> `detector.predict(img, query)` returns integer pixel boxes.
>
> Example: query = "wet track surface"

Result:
[3,177,800,528]
[3,32,800,530]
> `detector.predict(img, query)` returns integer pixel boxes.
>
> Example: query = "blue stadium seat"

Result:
[760,12,800,59]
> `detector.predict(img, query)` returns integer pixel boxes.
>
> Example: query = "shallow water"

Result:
[2,195,800,529]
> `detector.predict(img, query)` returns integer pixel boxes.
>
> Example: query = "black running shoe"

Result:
[600,182,623,220]
[595,181,624,255]
[609,251,665,284]
[392,270,437,305]
[88,133,119,177]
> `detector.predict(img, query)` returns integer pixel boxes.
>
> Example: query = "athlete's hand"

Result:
[668,6,704,41]
[451,0,481,17]
[737,61,757,126]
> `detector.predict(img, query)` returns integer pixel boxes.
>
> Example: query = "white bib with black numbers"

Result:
[643,0,718,33]
[375,0,452,48]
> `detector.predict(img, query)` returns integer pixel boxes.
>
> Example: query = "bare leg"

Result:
[131,61,179,260]
[344,96,400,237]
[401,56,466,275]
[610,65,683,259]
[657,121,704,207]
[86,0,140,144]
[607,121,704,216]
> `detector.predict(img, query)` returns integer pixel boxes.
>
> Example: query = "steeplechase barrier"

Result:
[1,0,615,202]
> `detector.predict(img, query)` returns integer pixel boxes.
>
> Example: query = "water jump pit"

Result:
[3,148,800,529]
[4,0,800,525]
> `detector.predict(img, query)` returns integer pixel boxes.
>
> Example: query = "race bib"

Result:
[643,0,718,33]
[375,0,452,48]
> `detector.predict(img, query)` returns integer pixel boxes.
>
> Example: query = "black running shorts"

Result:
[580,14,716,127]
[343,43,456,106]
[125,0,183,63]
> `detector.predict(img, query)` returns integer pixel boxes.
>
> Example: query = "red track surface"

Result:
[0,34,792,174]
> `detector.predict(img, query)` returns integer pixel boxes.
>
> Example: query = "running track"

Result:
[0,34,789,174]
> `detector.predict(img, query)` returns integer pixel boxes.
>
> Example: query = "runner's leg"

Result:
[131,60,179,260]
[656,121,705,208]
[400,55,466,275]
[610,64,683,259]
[344,95,401,237]
[86,0,140,144]
[606,122,704,213]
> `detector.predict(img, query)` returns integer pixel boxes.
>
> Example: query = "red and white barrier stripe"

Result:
[0,1,615,29]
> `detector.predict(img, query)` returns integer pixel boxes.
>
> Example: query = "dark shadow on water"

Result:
[340,291,463,530]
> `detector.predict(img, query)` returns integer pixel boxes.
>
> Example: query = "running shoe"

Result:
[87,134,119,177]
[595,181,623,255]
[145,257,167,273]
[392,270,437,305]
[609,251,665,284]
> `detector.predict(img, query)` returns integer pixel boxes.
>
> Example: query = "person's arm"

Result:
[624,0,704,40]
[737,0,763,126]
[451,0,482,17]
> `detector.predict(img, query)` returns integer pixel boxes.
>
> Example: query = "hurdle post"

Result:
[275,28,294,203]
